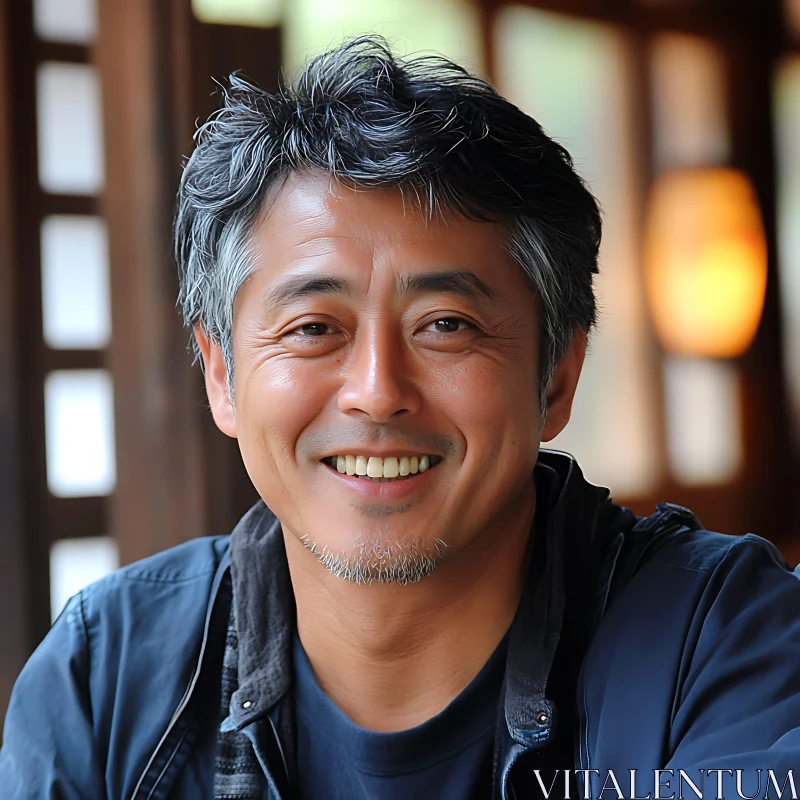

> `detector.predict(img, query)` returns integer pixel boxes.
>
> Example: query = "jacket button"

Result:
[242,700,253,710]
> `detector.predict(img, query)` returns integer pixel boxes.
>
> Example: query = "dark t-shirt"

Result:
[292,633,509,799]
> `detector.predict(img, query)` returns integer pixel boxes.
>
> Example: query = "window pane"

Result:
[41,216,111,349]
[775,58,800,444]
[650,33,729,171]
[663,357,742,485]
[50,536,118,622]
[192,0,281,27]
[283,0,484,77]
[45,370,116,497]
[37,62,104,195]
[494,7,658,497]
[34,0,97,44]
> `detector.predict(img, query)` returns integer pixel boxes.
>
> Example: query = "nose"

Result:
[337,322,422,423]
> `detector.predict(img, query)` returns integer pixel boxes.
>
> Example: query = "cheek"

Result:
[432,356,540,467]
[437,349,538,421]
[235,357,332,471]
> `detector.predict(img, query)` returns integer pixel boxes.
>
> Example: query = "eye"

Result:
[425,317,476,334]
[287,322,334,338]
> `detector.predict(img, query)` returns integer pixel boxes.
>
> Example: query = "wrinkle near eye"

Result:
[243,324,282,345]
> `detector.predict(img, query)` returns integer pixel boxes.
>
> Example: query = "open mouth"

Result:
[321,455,443,482]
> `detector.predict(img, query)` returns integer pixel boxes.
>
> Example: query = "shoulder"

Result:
[582,506,800,766]
[92,533,230,588]
[594,504,800,690]
[75,537,231,775]
[76,534,229,614]
[71,535,231,675]
[63,532,230,643]
[0,536,232,797]
[598,501,800,662]
[612,501,794,590]
[51,535,231,690]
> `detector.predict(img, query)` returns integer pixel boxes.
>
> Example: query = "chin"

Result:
[296,527,451,586]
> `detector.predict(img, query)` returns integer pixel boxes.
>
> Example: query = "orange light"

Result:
[643,168,768,359]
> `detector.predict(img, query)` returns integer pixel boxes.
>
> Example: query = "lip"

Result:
[320,458,442,500]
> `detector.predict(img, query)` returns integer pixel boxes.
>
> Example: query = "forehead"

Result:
[252,170,512,271]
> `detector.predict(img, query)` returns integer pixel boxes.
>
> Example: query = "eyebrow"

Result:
[264,269,498,313]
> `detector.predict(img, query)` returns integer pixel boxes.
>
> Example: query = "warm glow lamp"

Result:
[643,168,768,359]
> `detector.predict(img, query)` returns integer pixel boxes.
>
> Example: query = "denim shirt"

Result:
[3,450,800,800]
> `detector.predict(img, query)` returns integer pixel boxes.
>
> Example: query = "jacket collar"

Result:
[223,502,293,732]
[222,450,616,741]
[502,450,613,746]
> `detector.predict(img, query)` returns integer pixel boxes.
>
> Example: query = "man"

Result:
[2,36,800,800]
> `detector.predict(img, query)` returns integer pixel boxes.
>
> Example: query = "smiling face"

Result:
[197,170,584,584]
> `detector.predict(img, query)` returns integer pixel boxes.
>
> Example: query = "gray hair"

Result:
[174,35,601,412]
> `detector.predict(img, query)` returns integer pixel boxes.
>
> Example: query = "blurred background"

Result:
[1,0,800,728]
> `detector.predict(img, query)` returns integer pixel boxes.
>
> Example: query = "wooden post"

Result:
[96,0,282,562]
[95,0,209,564]
[0,0,31,731]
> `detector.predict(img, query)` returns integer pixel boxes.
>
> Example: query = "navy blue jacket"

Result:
[2,451,800,799]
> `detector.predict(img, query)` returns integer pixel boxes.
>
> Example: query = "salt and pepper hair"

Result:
[174,35,601,413]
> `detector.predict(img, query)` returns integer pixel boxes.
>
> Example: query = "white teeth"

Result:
[327,454,438,479]
[382,457,399,479]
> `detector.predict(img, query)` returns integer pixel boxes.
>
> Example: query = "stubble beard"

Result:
[298,531,450,585]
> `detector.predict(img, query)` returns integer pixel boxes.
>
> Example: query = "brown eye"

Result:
[430,318,473,333]
[291,323,331,337]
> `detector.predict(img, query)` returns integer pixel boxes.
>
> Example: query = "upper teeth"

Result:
[331,455,434,478]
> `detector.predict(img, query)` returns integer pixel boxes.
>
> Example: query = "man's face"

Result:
[206,171,550,583]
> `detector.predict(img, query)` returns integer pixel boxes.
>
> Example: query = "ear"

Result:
[193,326,238,439]
[540,331,587,443]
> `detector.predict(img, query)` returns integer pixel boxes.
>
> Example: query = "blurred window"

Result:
[649,32,740,486]
[49,537,118,622]
[40,216,111,349]
[663,357,742,485]
[44,370,116,498]
[650,33,729,170]
[775,58,800,443]
[21,0,122,666]
[34,0,97,44]
[493,6,658,497]
[282,0,485,77]
[36,62,105,195]
[192,0,282,28]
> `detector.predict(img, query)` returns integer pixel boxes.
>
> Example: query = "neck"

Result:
[283,481,536,732]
